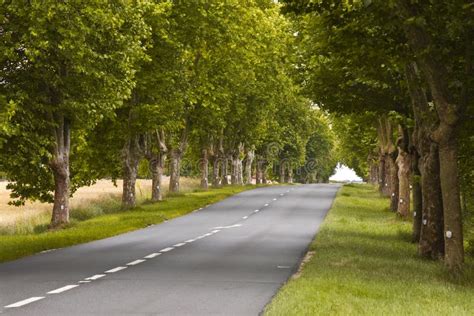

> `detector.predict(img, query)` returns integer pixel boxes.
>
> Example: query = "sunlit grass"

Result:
[0,177,200,235]
[0,183,253,263]
[265,184,474,316]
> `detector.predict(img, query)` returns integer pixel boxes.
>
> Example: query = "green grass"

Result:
[0,185,255,263]
[265,184,474,316]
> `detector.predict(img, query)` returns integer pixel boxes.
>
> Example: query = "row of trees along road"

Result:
[282,0,473,273]
[0,3,337,229]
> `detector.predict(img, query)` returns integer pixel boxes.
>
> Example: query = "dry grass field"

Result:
[0,177,200,234]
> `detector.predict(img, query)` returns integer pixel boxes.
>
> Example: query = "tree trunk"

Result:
[405,62,445,258]
[222,156,230,185]
[438,135,464,271]
[401,3,464,271]
[378,152,387,195]
[150,153,165,202]
[212,155,221,187]
[122,135,142,208]
[388,153,399,212]
[418,144,445,259]
[286,168,294,184]
[411,146,423,242]
[279,162,286,183]
[262,162,268,184]
[396,126,411,218]
[237,157,243,185]
[200,148,209,190]
[396,149,411,218]
[169,149,181,193]
[50,117,71,227]
[244,150,254,184]
[256,158,263,184]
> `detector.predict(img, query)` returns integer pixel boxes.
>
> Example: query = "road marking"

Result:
[242,216,248,219]
[264,203,269,207]
[79,280,91,283]
[273,198,277,201]
[204,233,213,237]
[185,239,196,243]
[213,224,242,229]
[144,253,161,259]
[127,259,146,266]
[160,247,174,252]
[211,230,221,233]
[173,243,186,247]
[277,265,291,269]
[105,266,127,273]
[47,285,79,294]
[5,297,45,308]
[254,209,259,213]
[280,193,284,196]
[85,274,106,281]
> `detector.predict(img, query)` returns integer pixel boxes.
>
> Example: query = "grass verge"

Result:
[265,184,474,316]
[0,185,254,263]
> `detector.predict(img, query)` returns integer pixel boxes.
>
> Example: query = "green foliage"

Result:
[0,0,149,203]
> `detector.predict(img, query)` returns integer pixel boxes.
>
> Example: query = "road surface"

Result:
[0,184,340,315]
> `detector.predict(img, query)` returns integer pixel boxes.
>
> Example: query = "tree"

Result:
[0,0,148,226]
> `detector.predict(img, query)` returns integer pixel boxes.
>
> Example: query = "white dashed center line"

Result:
[105,266,127,273]
[211,230,221,233]
[79,280,91,284]
[173,243,186,247]
[127,259,146,266]
[5,297,45,308]
[254,209,259,213]
[185,239,195,243]
[264,203,269,207]
[85,274,106,281]
[47,285,79,294]
[160,247,174,252]
[144,253,161,259]
[273,198,277,201]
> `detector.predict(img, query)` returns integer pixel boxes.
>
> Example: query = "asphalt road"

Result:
[0,184,340,315]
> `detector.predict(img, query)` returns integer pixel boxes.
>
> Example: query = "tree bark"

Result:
[244,150,254,184]
[388,152,399,212]
[400,1,464,271]
[256,158,263,184]
[286,165,294,183]
[405,62,444,258]
[222,155,230,185]
[411,142,423,242]
[122,135,142,208]
[396,126,411,218]
[211,155,221,187]
[50,116,71,227]
[418,144,445,259]
[200,148,209,190]
[168,128,187,193]
[378,151,387,195]
[169,148,181,193]
[262,162,268,184]
[149,152,165,202]
[438,134,464,270]
[279,162,286,184]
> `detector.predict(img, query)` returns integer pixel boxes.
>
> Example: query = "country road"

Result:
[0,184,340,315]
